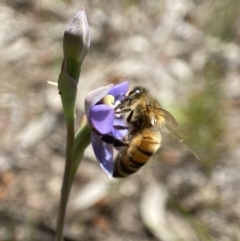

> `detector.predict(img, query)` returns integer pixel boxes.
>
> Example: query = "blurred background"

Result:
[0,0,240,240]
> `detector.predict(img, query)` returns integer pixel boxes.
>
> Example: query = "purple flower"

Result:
[84,82,129,177]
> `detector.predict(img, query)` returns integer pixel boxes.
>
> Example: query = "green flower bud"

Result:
[63,7,90,64]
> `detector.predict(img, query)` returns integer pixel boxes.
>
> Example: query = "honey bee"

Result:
[112,86,178,178]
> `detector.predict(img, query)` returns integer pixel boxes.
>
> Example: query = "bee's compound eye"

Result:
[129,88,140,96]
[128,86,147,97]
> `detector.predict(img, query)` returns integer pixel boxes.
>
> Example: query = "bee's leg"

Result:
[116,108,134,125]
[101,134,128,147]
[115,106,133,119]
[114,97,129,110]
[116,107,135,124]
[113,138,128,147]
[93,127,129,147]
[119,107,133,112]
[115,106,132,113]
[126,132,133,143]
[119,96,131,105]
[116,107,133,114]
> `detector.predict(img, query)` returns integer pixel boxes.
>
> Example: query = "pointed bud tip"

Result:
[63,7,90,64]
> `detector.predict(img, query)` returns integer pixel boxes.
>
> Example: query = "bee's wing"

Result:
[150,106,199,160]
[148,106,178,130]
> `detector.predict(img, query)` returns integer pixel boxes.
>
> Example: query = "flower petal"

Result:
[89,104,114,134]
[91,132,113,177]
[113,128,128,140]
[113,118,128,139]
[113,118,127,127]
[109,126,128,152]
[108,81,129,100]
[85,84,113,119]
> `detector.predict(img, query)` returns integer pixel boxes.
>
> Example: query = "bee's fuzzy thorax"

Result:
[112,86,177,178]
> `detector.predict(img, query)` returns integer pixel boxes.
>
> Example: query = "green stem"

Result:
[55,118,75,241]
[70,124,91,184]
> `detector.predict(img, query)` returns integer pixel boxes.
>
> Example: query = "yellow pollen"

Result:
[102,95,115,106]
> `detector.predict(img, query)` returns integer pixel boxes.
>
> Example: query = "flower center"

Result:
[101,94,115,107]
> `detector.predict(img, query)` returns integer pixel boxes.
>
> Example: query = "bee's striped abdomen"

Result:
[113,129,161,178]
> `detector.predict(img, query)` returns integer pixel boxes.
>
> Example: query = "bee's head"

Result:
[128,86,148,97]
[116,86,148,110]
